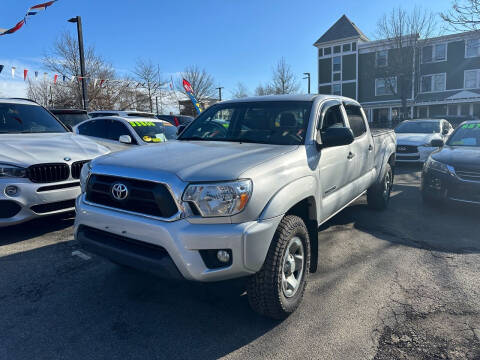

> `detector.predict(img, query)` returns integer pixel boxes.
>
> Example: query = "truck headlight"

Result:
[0,164,27,178]
[183,179,252,217]
[79,161,92,193]
[424,157,448,174]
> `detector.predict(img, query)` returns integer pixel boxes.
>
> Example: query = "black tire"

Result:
[367,163,393,211]
[247,215,310,320]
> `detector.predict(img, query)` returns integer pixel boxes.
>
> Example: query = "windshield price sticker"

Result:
[129,121,156,127]
[461,123,480,129]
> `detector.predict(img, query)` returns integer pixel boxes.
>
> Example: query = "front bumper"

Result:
[421,167,480,205]
[0,178,81,227]
[74,195,282,282]
[396,146,437,163]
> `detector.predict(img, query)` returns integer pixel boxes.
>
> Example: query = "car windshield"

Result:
[129,120,177,143]
[0,103,67,134]
[447,123,480,147]
[178,101,312,145]
[54,112,89,128]
[395,121,440,134]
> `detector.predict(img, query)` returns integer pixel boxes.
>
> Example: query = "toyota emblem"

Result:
[111,183,129,201]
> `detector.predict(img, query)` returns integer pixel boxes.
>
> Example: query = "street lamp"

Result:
[68,16,88,110]
[216,86,224,101]
[303,72,311,94]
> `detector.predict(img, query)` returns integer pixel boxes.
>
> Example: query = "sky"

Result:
[0,0,454,102]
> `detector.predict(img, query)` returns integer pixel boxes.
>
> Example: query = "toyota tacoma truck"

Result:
[75,95,396,319]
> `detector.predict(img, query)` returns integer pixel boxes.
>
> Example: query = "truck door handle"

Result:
[347,152,355,160]
[368,144,373,151]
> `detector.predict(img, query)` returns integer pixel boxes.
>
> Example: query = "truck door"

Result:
[317,100,353,219]
[343,103,375,196]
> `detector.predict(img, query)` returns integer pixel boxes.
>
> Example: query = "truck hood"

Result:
[0,133,110,167]
[92,140,298,182]
[431,146,480,170]
[396,133,442,146]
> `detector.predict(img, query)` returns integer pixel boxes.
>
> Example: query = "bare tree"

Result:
[133,59,165,113]
[254,83,274,96]
[376,7,438,119]
[178,65,216,101]
[231,82,249,98]
[441,0,480,31]
[270,57,300,95]
[40,32,130,110]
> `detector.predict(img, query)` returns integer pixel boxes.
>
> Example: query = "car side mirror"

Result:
[317,127,354,149]
[442,128,449,135]
[431,139,444,147]
[177,124,186,135]
[119,135,132,144]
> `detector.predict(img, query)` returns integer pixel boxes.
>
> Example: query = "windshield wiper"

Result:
[179,136,207,141]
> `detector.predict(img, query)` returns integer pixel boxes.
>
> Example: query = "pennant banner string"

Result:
[0,1,58,36]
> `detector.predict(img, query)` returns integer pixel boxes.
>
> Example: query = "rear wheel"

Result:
[247,215,310,320]
[367,163,393,210]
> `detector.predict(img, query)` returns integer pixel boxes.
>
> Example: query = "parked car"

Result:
[49,108,89,129]
[0,98,110,227]
[156,114,194,127]
[73,116,177,152]
[394,119,454,163]
[421,121,480,205]
[74,95,396,319]
[88,110,156,118]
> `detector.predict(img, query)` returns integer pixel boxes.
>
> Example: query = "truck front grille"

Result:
[396,145,418,153]
[27,163,70,183]
[85,174,179,218]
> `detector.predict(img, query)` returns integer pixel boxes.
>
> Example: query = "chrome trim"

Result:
[449,197,480,205]
[448,166,480,184]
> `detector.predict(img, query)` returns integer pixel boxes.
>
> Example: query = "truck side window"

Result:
[321,105,345,131]
[345,105,367,137]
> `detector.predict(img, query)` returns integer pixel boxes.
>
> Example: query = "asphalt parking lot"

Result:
[1,165,479,360]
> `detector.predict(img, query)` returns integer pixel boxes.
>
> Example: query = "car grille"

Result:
[71,160,90,179]
[396,145,418,153]
[85,174,179,218]
[30,199,76,214]
[455,167,480,182]
[27,163,70,183]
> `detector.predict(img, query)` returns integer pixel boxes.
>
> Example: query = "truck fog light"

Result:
[5,185,18,197]
[217,250,230,263]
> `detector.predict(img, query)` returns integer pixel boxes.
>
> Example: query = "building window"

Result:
[333,73,341,81]
[333,45,341,54]
[447,104,458,116]
[430,105,447,117]
[319,48,323,57]
[324,47,332,56]
[333,56,341,72]
[420,73,446,93]
[343,43,351,52]
[376,50,388,67]
[332,84,341,95]
[375,77,396,96]
[422,43,447,63]
[464,69,480,89]
[352,42,357,51]
[466,39,480,58]
[460,103,470,116]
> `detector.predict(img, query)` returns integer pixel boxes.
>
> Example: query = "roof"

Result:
[416,89,480,104]
[50,108,87,114]
[0,98,40,106]
[221,94,346,104]
[314,15,369,46]
[402,119,444,123]
[72,116,171,130]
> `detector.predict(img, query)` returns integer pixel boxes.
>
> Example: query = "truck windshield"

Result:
[395,121,440,134]
[0,103,67,134]
[179,101,312,145]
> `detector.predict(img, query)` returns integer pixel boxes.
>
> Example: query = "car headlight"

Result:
[79,161,92,193]
[0,164,27,178]
[424,157,449,174]
[182,179,252,217]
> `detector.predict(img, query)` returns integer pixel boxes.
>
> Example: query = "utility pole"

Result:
[303,73,311,94]
[155,96,159,115]
[68,16,88,110]
[216,86,224,101]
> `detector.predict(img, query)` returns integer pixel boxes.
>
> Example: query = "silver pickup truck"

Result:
[75,95,396,319]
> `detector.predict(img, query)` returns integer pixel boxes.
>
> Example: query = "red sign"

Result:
[182,78,193,93]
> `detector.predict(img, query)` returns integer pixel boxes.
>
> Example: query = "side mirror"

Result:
[431,139,444,147]
[119,135,132,144]
[177,124,186,135]
[442,128,449,135]
[317,127,354,149]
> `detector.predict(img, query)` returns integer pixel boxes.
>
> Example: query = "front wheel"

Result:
[367,163,393,211]
[247,215,310,320]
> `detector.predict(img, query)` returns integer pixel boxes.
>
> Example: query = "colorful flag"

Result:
[24,69,28,81]
[99,79,105,87]
[62,75,66,82]
[1,1,58,36]
[182,78,203,115]
[0,20,25,36]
